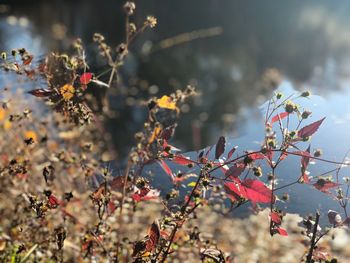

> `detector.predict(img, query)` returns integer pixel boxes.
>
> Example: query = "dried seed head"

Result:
[284,100,297,113]
[116,43,128,56]
[301,91,311,97]
[145,16,157,28]
[276,92,283,99]
[314,148,322,157]
[93,33,105,42]
[301,110,312,119]
[1,52,6,60]
[253,166,262,177]
[128,23,137,34]
[124,2,136,15]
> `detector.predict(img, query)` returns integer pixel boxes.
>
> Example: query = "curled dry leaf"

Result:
[145,221,160,252]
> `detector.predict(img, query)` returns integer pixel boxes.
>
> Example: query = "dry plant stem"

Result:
[210,149,348,177]
[120,159,131,215]
[107,13,132,88]
[158,170,204,262]
[90,230,110,258]
[306,212,320,263]
[269,166,276,235]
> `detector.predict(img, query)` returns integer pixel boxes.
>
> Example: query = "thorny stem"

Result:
[306,211,320,263]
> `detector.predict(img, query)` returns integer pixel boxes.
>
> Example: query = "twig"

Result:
[306,211,320,263]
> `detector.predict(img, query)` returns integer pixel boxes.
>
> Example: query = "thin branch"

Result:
[306,211,320,263]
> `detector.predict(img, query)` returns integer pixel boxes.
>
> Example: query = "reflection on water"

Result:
[2,1,350,219]
[3,1,350,150]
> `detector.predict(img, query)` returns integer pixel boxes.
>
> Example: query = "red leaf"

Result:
[227,146,238,159]
[48,195,60,208]
[22,55,33,65]
[276,227,288,236]
[279,151,288,161]
[145,222,160,252]
[225,162,246,178]
[132,187,160,202]
[131,193,142,202]
[28,89,53,97]
[80,72,93,85]
[141,189,160,201]
[158,159,174,180]
[248,152,265,160]
[300,146,311,184]
[224,178,273,204]
[301,145,311,170]
[270,212,282,224]
[110,176,126,191]
[171,155,194,166]
[107,201,116,215]
[161,126,175,140]
[224,178,245,202]
[298,117,325,138]
[265,150,274,165]
[313,179,340,193]
[302,172,310,184]
[215,136,226,159]
[271,112,289,124]
[241,179,273,204]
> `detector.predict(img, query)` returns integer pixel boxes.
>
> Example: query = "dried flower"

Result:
[60,84,75,101]
[284,100,297,113]
[145,16,157,28]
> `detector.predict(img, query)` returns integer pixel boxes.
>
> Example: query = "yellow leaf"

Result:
[156,95,177,110]
[60,84,75,101]
[187,181,196,187]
